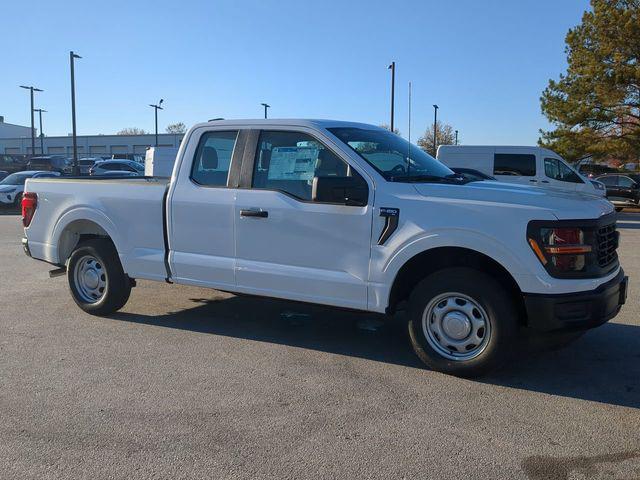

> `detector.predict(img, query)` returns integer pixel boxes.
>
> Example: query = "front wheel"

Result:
[67,238,131,315]
[407,267,519,377]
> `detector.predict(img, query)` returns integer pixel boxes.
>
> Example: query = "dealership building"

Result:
[0,116,183,156]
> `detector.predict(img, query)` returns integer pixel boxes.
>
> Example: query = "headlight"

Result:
[528,226,594,276]
[1,188,16,193]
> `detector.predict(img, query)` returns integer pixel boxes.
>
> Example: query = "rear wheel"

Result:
[67,238,131,315]
[615,207,623,212]
[407,267,519,377]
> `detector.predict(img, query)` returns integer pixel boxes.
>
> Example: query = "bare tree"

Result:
[117,127,147,135]
[166,122,187,134]
[417,121,456,156]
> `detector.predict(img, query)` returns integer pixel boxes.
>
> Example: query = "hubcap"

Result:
[73,255,107,303]
[422,292,491,361]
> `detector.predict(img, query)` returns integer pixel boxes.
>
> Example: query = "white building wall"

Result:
[0,118,35,139]
[0,133,184,155]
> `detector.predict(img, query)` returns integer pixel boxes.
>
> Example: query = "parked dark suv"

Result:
[596,173,640,211]
[27,155,72,174]
[0,154,28,174]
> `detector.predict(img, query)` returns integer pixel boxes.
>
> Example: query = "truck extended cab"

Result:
[21,120,628,377]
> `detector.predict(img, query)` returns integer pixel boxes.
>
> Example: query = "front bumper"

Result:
[523,268,627,332]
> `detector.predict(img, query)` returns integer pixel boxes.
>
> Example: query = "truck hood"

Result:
[412,180,614,220]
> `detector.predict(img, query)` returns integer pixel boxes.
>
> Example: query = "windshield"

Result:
[0,173,30,186]
[328,127,455,182]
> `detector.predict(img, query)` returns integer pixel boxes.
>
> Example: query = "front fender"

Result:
[367,228,541,313]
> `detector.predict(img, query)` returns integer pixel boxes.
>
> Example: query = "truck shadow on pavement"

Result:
[110,294,640,409]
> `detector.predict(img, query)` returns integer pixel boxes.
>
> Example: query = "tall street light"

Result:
[261,103,270,119]
[19,85,43,155]
[388,62,395,132]
[432,104,439,155]
[455,129,459,145]
[70,51,82,175]
[33,108,47,154]
[149,99,164,147]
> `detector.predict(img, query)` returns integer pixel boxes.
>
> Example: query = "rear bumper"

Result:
[523,268,627,332]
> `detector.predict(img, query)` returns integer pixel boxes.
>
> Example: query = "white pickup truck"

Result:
[21,119,627,377]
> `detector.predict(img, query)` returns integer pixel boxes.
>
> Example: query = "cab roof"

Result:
[191,118,383,131]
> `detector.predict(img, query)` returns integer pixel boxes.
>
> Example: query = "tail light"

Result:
[21,192,38,227]
[528,227,592,274]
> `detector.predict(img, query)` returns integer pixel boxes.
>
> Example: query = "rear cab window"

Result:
[493,154,536,176]
[191,130,238,187]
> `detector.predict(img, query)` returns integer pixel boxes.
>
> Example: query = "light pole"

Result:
[19,85,42,155]
[455,129,458,145]
[261,103,270,119]
[34,109,47,154]
[388,62,395,132]
[149,99,164,147]
[70,51,82,175]
[432,104,439,155]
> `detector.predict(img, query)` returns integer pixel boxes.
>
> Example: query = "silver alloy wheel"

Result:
[422,292,491,361]
[73,255,107,303]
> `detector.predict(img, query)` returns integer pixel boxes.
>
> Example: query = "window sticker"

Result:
[267,146,319,180]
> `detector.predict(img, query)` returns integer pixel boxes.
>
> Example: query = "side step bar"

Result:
[48,267,66,278]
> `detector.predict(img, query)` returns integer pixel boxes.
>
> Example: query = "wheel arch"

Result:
[386,246,527,325]
[52,209,122,266]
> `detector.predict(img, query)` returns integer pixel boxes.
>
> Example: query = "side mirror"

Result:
[312,175,368,206]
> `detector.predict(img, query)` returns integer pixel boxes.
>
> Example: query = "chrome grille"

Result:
[596,223,618,268]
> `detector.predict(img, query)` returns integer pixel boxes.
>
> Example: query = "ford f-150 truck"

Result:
[21,119,628,377]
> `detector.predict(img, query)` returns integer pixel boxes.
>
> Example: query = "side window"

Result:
[599,175,618,186]
[191,130,238,187]
[544,158,560,179]
[106,163,121,171]
[618,176,634,188]
[493,154,536,176]
[252,130,356,201]
[544,158,582,183]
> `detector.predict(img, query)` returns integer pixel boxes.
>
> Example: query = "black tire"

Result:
[67,238,131,315]
[615,207,623,212]
[407,267,519,378]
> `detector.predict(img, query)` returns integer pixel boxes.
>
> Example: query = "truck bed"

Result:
[24,176,170,282]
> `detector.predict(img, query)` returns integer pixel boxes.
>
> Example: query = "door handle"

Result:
[540,180,549,183]
[529,179,538,182]
[240,209,268,218]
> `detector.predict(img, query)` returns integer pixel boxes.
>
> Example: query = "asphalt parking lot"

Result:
[1,212,639,480]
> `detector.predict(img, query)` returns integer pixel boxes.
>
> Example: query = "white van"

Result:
[437,145,605,196]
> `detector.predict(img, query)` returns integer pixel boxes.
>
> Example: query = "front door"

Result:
[234,129,373,310]
[542,157,583,192]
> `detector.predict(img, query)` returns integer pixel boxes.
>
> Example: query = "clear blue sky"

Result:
[1,0,590,144]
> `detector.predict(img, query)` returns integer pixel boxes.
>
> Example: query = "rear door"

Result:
[168,128,244,288]
[233,128,373,310]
